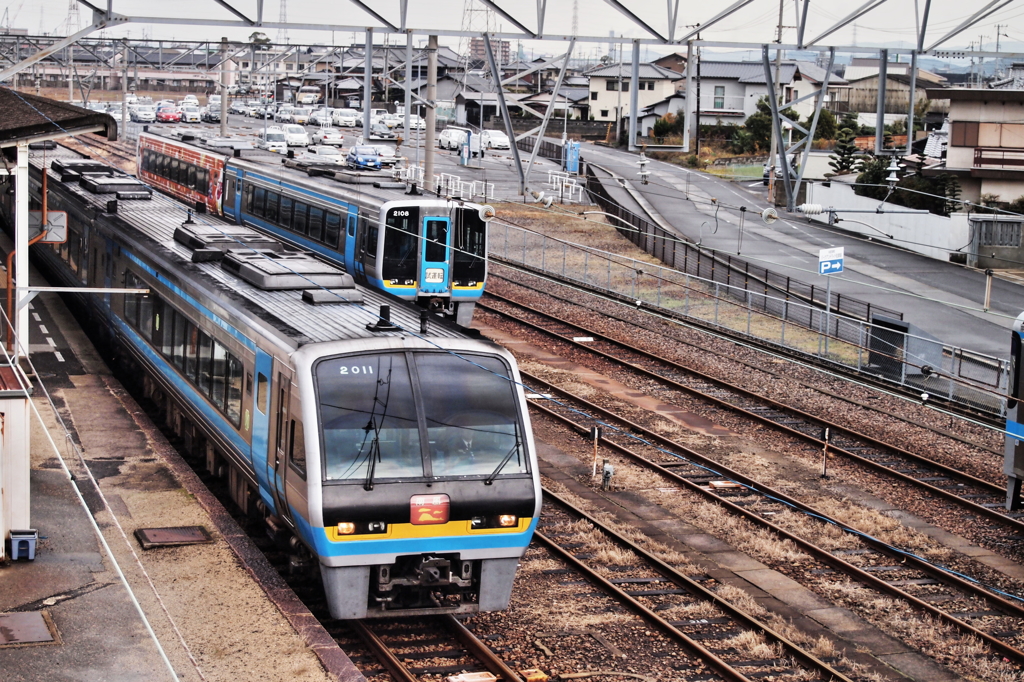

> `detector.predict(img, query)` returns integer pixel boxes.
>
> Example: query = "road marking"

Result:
[39,325,48,334]
[32,313,41,322]
[54,351,65,363]
[46,337,56,348]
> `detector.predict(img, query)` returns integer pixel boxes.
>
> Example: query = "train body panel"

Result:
[1006,312,1024,509]
[6,146,538,619]
[138,131,488,325]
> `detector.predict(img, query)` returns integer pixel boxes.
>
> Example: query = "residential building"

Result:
[469,37,510,66]
[638,92,686,137]
[652,51,687,74]
[690,60,847,126]
[586,62,681,122]
[832,72,948,120]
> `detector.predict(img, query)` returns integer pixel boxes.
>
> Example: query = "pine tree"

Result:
[942,174,962,215]
[828,127,859,175]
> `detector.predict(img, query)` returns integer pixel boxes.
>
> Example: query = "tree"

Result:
[745,96,798,152]
[854,155,892,200]
[943,174,962,215]
[809,108,838,141]
[250,32,271,49]
[828,127,860,175]
[653,114,675,138]
[840,111,860,132]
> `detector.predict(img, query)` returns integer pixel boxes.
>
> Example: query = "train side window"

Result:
[293,201,308,235]
[279,195,293,228]
[211,341,228,410]
[275,382,287,451]
[172,311,188,370]
[124,271,140,325]
[308,206,324,242]
[226,355,243,426]
[347,214,357,238]
[68,229,81,274]
[265,192,279,223]
[253,187,266,217]
[185,325,199,381]
[289,419,306,479]
[156,299,172,356]
[169,158,180,184]
[325,212,341,248]
[243,184,253,213]
[187,164,197,190]
[1011,333,1022,407]
[256,373,268,414]
[196,168,209,195]
[159,153,170,179]
[224,175,235,207]
[197,331,213,396]
[366,221,378,257]
[138,290,155,342]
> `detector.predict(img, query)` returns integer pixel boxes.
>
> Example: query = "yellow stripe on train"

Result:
[325,517,532,542]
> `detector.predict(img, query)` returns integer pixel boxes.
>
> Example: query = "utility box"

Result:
[563,140,580,173]
[0,362,34,561]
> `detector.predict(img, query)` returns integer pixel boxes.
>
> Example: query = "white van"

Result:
[438,126,481,156]
[333,108,360,127]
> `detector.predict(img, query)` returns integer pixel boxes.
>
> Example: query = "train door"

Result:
[420,216,451,293]
[251,349,276,514]
[272,368,309,526]
[224,171,242,222]
[344,213,359,277]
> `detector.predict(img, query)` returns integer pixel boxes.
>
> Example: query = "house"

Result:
[586,62,682,122]
[519,86,592,120]
[925,87,1024,205]
[691,60,848,126]
[842,56,947,83]
[638,92,686,137]
[653,51,687,74]
[833,72,948,121]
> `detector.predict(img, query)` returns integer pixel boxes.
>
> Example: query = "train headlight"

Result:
[498,515,518,527]
[336,522,356,535]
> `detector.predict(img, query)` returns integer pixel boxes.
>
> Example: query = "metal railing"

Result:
[974,147,1024,169]
[488,222,1009,418]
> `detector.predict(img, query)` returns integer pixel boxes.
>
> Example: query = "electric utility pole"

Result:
[766,0,784,202]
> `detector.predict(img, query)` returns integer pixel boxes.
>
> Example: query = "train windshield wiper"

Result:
[484,440,521,485]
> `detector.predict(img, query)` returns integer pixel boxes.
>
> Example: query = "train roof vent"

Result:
[80,175,152,196]
[174,222,283,256]
[51,158,112,176]
[301,279,363,305]
[221,250,352,290]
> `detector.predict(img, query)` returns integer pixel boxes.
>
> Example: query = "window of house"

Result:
[951,121,980,147]
[590,91,598,100]
[605,80,617,91]
[714,85,725,109]
[600,110,609,118]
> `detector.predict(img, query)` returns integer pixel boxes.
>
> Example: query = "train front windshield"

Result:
[317,352,526,481]
[451,207,487,286]
[382,207,419,283]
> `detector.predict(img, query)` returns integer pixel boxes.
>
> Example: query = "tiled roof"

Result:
[584,63,682,80]
[0,90,117,146]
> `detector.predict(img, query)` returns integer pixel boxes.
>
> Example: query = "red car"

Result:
[155,106,181,123]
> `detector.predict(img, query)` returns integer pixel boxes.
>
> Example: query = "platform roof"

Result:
[0,90,117,148]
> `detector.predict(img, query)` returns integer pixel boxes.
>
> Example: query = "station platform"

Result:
[0,274,363,681]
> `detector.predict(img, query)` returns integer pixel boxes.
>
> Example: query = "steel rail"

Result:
[542,490,855,682]
[523,382,1024,664]
[349,620,420,682]
[480,295,1024,532]
[534,531,752,682]
[442,615,525,682]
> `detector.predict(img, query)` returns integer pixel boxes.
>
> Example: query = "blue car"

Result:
[346,145,381,170]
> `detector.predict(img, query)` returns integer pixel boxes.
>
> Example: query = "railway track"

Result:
[517,367,1024,671]
[478,292,1024,538]
[536,492,854,682]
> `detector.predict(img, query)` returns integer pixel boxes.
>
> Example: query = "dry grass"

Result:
[724,630,783,659]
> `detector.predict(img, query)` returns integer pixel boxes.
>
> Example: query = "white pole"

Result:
[14,142,29,364]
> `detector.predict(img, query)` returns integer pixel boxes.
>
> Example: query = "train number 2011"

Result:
[339,366,375,375]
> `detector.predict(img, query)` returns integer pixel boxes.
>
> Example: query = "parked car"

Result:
[311,126,344,146]
[229,101,248,115]
[281,124,310,147]
[381,113,402,129]
[368,122,396,140]
[200,107,221,123]
[438,126,481,155]
[155,106,181,123]
[346,145,382,170]
[482,130,510,149]
[371,144,398,166]
[255,127,289,153]
[332,108,360,127]
[208,94,221,108]
[131,105,156,123]
[181,94,199,105]
[309,108,333,126]
[290,107,313,125]
[275,106,295,123]
[302,145,345,164]
[408,114,426,130]
[180,105,202,123]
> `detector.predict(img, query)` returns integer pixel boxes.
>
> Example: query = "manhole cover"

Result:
[0,611,58,647]
[134,526,213,549]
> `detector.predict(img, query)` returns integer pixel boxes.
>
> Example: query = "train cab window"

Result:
[253,187,266,217]
[325,212,341,248]
[289,419,306,479]
[211,341,228,410]
[424,219,448,263]
[382,207,419,281]
[279,196,293,228]
[256,373,268,413]
[316,353,423,481]
[265,192,279,223]
[293,201,308,235]
[308,206,324,242]
[451,209,487,284]
[419,353,525,478]
[197,332,213,396]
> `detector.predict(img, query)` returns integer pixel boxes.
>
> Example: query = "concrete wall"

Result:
[805,180,969,262]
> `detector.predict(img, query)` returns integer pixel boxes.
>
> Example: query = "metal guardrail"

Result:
[514,135,563,163]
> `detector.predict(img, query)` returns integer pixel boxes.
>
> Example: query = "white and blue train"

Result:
[137,131,490,326]
[1007,312,1024,510]
[7,147,540,619]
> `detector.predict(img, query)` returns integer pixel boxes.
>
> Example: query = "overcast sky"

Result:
[8,0,1024,62]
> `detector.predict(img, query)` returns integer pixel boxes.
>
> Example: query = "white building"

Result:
[586,63,682,122]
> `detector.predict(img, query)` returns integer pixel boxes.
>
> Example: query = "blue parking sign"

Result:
[818,247,844,275]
